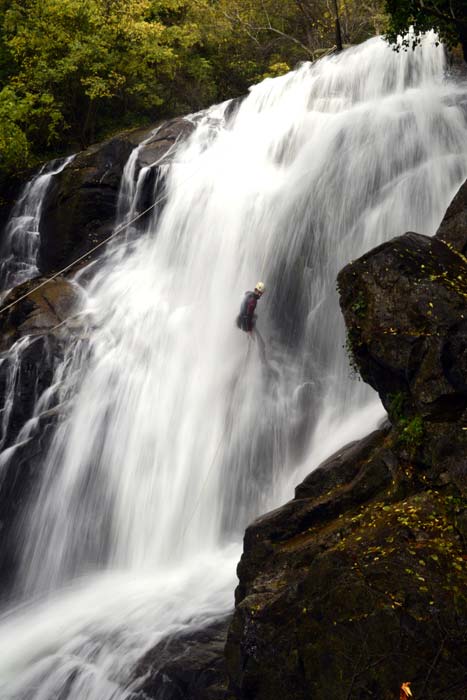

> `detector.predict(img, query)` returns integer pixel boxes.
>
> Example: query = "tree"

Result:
[0,0,388,183]
[211,0,386,65]
[0,0,216,151]
[385,0,467,62]
[0,86,29,181]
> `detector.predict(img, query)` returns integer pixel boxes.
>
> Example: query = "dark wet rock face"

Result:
[339,232,467,419]
[338,230,467,491]
[0,172,31,244]
[435,179,467,254]
[38,136,134,274]
[0,382,59,596]
[225,179,467,700]
[135,117,195,170]
[131,617,232,700]
[38,117,194,275]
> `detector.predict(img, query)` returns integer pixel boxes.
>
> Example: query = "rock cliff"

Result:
[225,180,467,700]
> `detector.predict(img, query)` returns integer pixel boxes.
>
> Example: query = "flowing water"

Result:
[0,34,467,698]
[0,156,74,294]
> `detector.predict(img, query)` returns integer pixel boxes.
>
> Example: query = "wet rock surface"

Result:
[435,179,467,254]
[38,134,133,274]
[134,117,195,170]
[0,276,80,352]
[38,117,194,275]
[225,180,467,700]
[0,395,59,597]
[131,617,232,700]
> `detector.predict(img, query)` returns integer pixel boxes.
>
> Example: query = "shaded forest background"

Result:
[0,0,464,185]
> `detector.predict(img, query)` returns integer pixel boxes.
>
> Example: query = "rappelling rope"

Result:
[0,201,166,316]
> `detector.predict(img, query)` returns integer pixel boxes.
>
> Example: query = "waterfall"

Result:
[0,156,74,293]
[0,34,466,699]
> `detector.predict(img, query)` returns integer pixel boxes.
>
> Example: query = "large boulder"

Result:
[338,230,467,418]
[225,180,467,700]
[338,231,467,488]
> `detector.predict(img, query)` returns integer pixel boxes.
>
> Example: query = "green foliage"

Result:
[0,86,30,180]
[2,0,200,146]
[387,391,424,451]
[398,415,424,450]
[350,290,367,317]
[343,326,363,379]
[384,0,467,61]
[0,0,387,181]
[387,391,406,422]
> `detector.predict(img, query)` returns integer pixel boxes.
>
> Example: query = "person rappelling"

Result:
[236,282,265,334]
[236,282,268,365]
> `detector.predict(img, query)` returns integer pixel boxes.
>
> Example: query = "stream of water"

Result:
[0,156,74,294]
[0,34,466,699]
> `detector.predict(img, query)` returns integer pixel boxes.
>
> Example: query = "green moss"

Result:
[343,326,364,378]
[350,291,367,317]
[397,415,424,450]
[387,391,406,422]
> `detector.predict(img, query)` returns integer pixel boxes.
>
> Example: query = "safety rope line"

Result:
[0,197,169,316]
[0,138,198,318]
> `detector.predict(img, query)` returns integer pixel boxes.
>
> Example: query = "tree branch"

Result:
[416,0,467,28]
[258,0,316,57]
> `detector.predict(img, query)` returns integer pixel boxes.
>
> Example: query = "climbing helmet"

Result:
[255,282,265,295]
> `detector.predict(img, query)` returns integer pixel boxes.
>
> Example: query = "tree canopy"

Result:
[0,0,386,184]
[384,0,467,61]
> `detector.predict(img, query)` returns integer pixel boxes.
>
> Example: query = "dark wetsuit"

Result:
[236,291,259,332]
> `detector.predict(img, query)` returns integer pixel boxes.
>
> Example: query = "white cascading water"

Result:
[0,35,466,699]
[0,156,74,294]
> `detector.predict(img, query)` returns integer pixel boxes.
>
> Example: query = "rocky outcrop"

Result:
[134,117,195,170]
[38,117,194,275]
[0,276,80,352]
[225,180,467,700]
[338,230,467,489]
[38,134,133,274]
